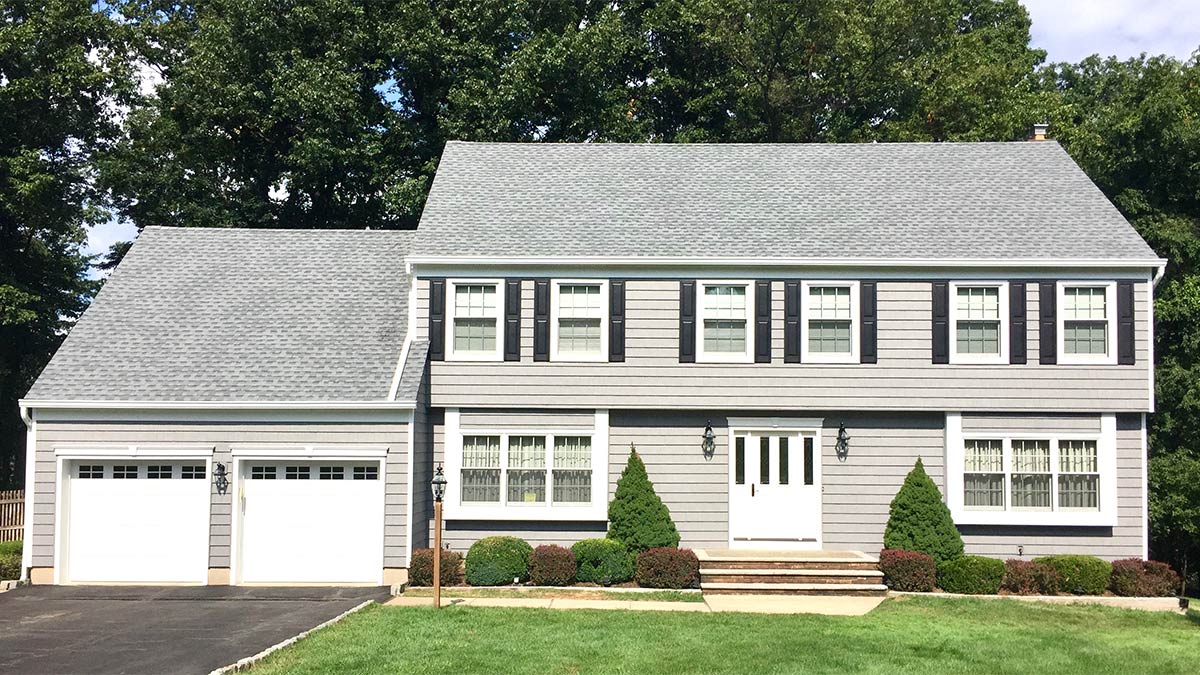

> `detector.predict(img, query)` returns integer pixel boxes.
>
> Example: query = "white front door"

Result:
[729,431,821,549]
[237,460,385,584]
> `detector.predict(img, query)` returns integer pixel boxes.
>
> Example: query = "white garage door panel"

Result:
[239,462,384,584]
[67,464,210,584]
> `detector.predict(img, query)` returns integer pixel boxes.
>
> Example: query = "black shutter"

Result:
[504,279,521,361]
[1010,282,1027,364]
[1117,281,1135,365]
[860,281,877,364]
[609,280,626,362]
[1039,282,1057,365]
[679,280,696,363]
[932,281,949,364]
[534,279,550,362]
[755,280,772,363]
[428,278,445,361]
[784,281,801,363]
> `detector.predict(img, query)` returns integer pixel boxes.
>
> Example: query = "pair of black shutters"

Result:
[930,281,1135,365]
[427,279,626,362]
[679,280,878,364]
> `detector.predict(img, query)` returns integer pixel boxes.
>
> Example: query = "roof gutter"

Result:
[1152,261,1168,287]
[18,399,417,411]
[406,255,1169,271]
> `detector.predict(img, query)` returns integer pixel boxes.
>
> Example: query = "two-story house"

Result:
[17,140,1163,587]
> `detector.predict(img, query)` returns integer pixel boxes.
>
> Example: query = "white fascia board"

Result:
[408,255,1167,271]
[54,445,216,458]
[19,399,417,410]
[230,445,389,459]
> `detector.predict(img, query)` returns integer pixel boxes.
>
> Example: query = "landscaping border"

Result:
[887,590,1183,613]
[396,585,702,595]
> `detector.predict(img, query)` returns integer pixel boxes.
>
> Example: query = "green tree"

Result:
[0,0,131,488]
[608,445,680,552]
[883,458,963,564]
[1148,453,1200,594]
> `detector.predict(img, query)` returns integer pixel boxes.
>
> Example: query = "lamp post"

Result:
[431,464,447,609]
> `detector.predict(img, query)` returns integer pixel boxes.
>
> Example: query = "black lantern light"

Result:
[213,462,230,495]
[835,423,851,460]
[431,463,447,502]
[701,420,716,458]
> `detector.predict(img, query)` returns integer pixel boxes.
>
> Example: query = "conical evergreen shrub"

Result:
[883,458,963,564]
[607,445,680,553]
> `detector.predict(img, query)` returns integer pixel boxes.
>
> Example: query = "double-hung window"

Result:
[447,280,503,360]
[800,281,859,362]
[961,438,1101,513]
[551,281,608,361]
[950,282,1008,363]
[697,282,753,362]
[1058,283,1116,364]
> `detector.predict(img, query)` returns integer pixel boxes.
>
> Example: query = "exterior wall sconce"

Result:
[213,462,230,495]
[835,424,851,461]
[701,420,716,458]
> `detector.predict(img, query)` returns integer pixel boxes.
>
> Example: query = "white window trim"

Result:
[799,280,860,364]
[696,280,755,364]
[445,278,505,362]
[1057,281,1118,365]
[948,281,1009,365]
[945,413,1117,527]
[550,279,609,362]
[442,409,609,521]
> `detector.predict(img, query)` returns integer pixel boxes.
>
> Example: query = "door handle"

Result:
[751,484,755,497]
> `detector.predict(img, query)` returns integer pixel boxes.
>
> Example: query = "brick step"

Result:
[701,568,883,585]
[701,560,880,572]
[702,582,888,596]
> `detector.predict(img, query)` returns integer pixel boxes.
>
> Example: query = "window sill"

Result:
[952,508,1115,528]
[1057,355,1119,366]
[445,352,504,362]
[444,503,607,521]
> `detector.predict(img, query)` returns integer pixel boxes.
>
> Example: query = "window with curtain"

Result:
[963,437,1102,514]
[552,436,592,504]
[507,436,547,504]
[964,439,1005,508]
[461,435,501,503]
[1010,440,1051,509]
[1058,440,1099,509]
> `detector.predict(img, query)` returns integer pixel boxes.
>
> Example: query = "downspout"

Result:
[1152,263,1167,287]
[18,406,35,581]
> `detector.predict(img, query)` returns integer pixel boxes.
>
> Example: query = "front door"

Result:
[728,431,821,548]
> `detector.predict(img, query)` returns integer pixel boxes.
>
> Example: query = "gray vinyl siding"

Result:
[420,278,1152,412]
[31,418,409,570]
[459,410,595,431]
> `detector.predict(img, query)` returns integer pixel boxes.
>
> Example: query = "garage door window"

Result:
[286,466,311,480]
[353,466,378,480]
[319,466,345,480]
[251,466,277,480]
[147,465,173,479]
[181,465,205,479]
[113,465,139,479]
[78,465,104,479]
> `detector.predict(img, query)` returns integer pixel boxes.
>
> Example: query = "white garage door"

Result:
[65,460,211,584]
[238,460,385,584]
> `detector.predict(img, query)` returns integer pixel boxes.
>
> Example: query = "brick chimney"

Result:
[1031,123,1048,141]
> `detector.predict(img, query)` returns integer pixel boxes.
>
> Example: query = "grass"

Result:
[401,586,704,602]
[249,595,1198,675]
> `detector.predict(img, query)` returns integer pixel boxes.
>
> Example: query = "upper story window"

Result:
[950,282,1008,364]
[1058,282,1116,365]
[551,281,608,361]
[800,281,859,363]
[697,282,753,363]
[447,280,503,361]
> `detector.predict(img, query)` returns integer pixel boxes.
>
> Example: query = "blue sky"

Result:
[83,0,1200,260]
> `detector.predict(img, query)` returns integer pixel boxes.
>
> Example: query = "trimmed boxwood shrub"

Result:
[572,538,634,585]
[879,549,936,592]
[883,459,963,564]
[635,548,700,589]
[529,545,577,586]
[937,555,1005,595]
[608,448,680,553]
[408,548,464,587]
[0,540,21,580]
[1034,555,1112,595]
[1110,559,1180,597]
[465,536,533,586]
[1002,559,1062,595]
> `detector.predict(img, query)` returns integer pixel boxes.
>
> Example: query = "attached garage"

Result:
[235,456,386,585]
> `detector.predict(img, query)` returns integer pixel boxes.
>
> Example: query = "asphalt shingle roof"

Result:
[25,227,419,403]
[414,141,1158,261]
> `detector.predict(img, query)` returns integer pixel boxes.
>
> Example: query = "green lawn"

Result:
[401,587,705,602]
[250,596,1198,675]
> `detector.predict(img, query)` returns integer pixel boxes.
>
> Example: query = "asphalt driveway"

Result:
[0,585,391,675]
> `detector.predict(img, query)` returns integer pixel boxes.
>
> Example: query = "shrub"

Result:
[0,540,19,580]
[879,549,936,592]
[607,447,680,553]
[1034,555,1112,595]
[529,545,577,586]
[635,548,700,589]
[1002,559,1062,595]
[572,538,634,585]
[464,536,533,586]
[883,459,963,564]
[408,548,464,587]
[0,540,20,557]
[937,555,1005,595]
[1110,559,1180,597]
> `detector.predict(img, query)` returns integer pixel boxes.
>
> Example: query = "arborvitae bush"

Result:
[607,447,680,553]
[883,458,963,564]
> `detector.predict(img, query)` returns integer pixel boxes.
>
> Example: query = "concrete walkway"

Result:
[387,594,884,615]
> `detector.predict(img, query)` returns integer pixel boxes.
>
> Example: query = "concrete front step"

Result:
[703,582,888,597]
[702,568,883,585]
[702,560,881,571]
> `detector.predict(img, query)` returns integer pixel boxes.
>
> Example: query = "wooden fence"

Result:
[0,490,23,543]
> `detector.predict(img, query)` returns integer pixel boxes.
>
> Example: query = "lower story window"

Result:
[553,436,592,504]
[964,440,1004,508]
[461,435,501,503]
[456,431,596,509]
[1058,440,1099,509]
[963,437,1100,513]
[507,436,546,504]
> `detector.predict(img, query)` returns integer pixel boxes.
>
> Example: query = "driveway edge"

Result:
[208,599,376,675]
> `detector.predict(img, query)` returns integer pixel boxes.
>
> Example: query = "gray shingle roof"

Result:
[414,141,1158,261]
[25,227,420,403]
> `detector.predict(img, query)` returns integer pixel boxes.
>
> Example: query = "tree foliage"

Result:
[883,458,964,564]
[607,446,680,553]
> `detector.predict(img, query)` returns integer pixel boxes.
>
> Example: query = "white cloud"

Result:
[85,219,139,258]
[1022,0,1200,63]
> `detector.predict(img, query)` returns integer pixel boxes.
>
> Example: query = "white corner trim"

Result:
[1141,413,1149,560]
[387,335,414,402]
[230,445,389,459]
[696,280,755,364]
[53,445,216,458]
[799,280,861,364]
[550,279,610,362]
[1146,276,1155,413]
[405,406,417,568]
[947,281,1010,365]
[20,407,35,579]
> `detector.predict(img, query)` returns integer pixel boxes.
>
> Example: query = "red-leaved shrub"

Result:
[1002,559,1063,595]
[635,547,700,589]
[879,549,936,592]
[409,548,464,586]
[1110,559,1180,597]
[529,545,577,586]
